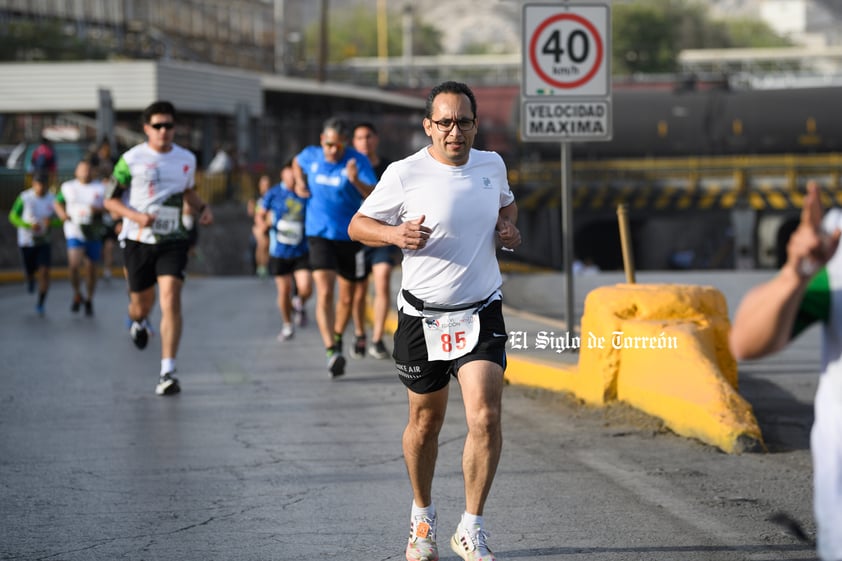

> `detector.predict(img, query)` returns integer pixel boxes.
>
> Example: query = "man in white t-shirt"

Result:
[54,159,106,316]
[104,101,213,396]
[349,81,521,561]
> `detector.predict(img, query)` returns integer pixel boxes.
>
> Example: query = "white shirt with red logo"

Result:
[112,142,196,244]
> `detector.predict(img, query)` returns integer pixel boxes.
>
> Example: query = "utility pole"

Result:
[274,0,287,74]
[377,0,389,86]
[317,0,329,82]
[402,4,415,87]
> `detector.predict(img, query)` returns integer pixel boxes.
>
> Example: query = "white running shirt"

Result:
[58,178,106,241]
[112,142,196,244]
[358,146,514,310]
[13,189,56,247]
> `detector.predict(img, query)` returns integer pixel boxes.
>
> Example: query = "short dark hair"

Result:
[143,101,176,124]
[425,81,477,119]
[322,117,349,138]
[353,122,378,135]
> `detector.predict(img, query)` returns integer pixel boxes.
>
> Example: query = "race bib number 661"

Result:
[149,205,180,235]
[422,309,481,361]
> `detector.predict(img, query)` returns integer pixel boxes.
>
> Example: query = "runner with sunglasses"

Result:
[104,100,214,396]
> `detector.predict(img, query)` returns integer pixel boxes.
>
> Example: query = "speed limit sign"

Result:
[523,3,610,97]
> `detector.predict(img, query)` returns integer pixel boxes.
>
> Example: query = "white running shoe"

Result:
[450,523,495,561]
[155,372,181,396]
[277,323,295,341]
[406,512,438,561]
[368,340,390,359]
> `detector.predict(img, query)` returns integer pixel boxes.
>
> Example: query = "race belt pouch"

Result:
[402,290,489,362]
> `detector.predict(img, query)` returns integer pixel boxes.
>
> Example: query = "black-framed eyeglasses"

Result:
[149,122,175,130]
[430,118,476,132]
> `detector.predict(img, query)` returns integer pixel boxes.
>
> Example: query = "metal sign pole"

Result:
[561,141,575,331]
[521,2,612,333]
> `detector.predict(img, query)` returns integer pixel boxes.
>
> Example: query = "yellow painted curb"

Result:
[505,354,580,392]
[0,267,125,283]
[581,284,762,453]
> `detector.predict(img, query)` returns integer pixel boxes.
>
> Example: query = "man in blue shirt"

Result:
[293,117,377,378]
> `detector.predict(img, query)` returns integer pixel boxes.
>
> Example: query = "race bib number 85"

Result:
[422,309,481,361]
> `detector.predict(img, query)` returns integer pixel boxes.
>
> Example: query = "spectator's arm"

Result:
[730,181,840,359]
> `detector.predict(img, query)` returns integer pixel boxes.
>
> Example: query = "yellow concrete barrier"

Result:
[505,284,764,454]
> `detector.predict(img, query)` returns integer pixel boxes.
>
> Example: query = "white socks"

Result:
[461,512,483,531]
[409,502,485,532]
[161,358,176,376]
[412,500,436,519]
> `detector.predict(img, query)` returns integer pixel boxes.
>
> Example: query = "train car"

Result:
[470,82,842,160]
[573,84,842,159]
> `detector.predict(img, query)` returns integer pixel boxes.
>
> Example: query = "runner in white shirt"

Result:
[8,173,60,315]
[54,159,106,316]
[104,101,213,396]
[349,81,521,561]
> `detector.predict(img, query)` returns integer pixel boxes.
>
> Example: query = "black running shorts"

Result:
[307,237,365,281]
[268,254,310,276]
[122,239,190,292]
[393,299,508,394]
[20,244,51,275]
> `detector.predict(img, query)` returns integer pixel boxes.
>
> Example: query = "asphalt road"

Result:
[0,273,820,560]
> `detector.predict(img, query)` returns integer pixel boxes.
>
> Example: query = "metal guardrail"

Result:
[510,153,842,193]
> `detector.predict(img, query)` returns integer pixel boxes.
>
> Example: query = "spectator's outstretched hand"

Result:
[788,181,840,278]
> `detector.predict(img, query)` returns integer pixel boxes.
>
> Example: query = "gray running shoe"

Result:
[368,340,390,359]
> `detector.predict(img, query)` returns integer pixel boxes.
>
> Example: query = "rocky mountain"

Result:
[294,0,774,56]
[294,0,528,55]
